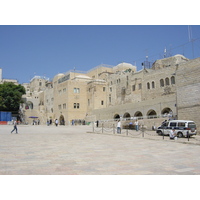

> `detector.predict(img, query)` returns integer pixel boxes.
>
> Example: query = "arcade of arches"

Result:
[113,107,173,120]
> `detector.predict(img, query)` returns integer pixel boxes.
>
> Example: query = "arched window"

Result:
[160,79,164,87]
[147,82,150,89]
[134,111,143,119]
[25,101,33,109]
[165,77,170,86]
[152,81,155,89]
[123,112,131,120]
[171,76,175,84]
[114,114,120,120]
[147,109,157,119]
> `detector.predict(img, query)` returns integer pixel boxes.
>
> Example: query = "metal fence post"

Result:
[187,131,190,141]
[142,125,144,137]
[113,124,115,134]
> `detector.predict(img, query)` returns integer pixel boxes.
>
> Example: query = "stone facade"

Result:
[176,57,200,130]
[20,55,200,131]
[0,68,18,85]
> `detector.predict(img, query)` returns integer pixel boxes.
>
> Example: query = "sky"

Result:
[0,25,200,84]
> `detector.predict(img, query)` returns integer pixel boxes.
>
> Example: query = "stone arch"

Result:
[161,107,172,115]
[59,115,65,125]
[147,82,150,89]
[123,112,131,119]
[134,111,143,119]
[147,109,157,119]
[160,79,164,87]
[25,101,33,109]
[114,114,120,120]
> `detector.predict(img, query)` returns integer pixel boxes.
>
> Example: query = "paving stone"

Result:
[0,124,200,175]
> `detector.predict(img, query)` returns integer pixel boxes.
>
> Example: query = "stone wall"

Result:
[176,57,200,132]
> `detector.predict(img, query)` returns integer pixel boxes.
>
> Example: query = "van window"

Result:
[162,121,168,126]
[178,122,186,127]
[169,122,176,127]
[188,122,196,129]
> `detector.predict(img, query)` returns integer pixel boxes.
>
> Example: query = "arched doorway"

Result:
[59,115,65,125]
[134,111,143,119]
[161,107,172,115]
[147,109,157,119]
[114,114,120,120]
[25,101,33,109]
[123,112,131,120]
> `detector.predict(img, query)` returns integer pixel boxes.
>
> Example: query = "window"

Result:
[160,79,164,87]
[147,82,150,89]
[165,77,170,86]
[178,122,185,127]
[74,103,80,109]
[74,88,80,93]
[88,99,90,106]
[109,95,111,103]
[171,76,175,84]
[132,85,135,91]
[152,81,155,89]
[39,82,42,86]
[110,87,112,92]
[63,103,66,109]
[101,101,104,105]
[169,122,176,127]
[103,87,106,91]
[138,83,142,90]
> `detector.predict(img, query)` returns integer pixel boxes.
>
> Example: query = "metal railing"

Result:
[90,122,200,145]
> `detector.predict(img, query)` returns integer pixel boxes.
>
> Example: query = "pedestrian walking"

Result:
[117,120,121,134]
[11,121,18,134]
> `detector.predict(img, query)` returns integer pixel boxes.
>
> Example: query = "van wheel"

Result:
[157,131,163,135]
[177,132,183,138]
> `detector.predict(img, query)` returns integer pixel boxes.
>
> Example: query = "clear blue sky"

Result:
[1,25,200,84]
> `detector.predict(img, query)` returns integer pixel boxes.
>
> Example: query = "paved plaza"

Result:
[0,124,200,175]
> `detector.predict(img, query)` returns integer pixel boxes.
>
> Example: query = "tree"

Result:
[0,82,26,111]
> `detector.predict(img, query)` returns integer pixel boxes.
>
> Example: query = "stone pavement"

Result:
[0,124,200,175]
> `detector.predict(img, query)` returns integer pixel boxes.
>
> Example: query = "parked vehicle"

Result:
[156,120,197,138]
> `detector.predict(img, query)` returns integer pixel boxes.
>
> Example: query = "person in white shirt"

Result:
[169,128,176,140]
[117,120,121,134]
[134,120,139,131]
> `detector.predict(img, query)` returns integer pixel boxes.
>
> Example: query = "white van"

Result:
[156,120,197,137]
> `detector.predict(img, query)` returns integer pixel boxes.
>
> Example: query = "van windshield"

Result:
[188,122,196,129]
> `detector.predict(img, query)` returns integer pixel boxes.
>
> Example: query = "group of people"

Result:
[32,119,40,125]
[47,119,58,126]
[117,119,139,134]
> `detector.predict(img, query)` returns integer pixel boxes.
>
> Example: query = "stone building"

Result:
[0,68,18,84]
[20,55,200,131]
